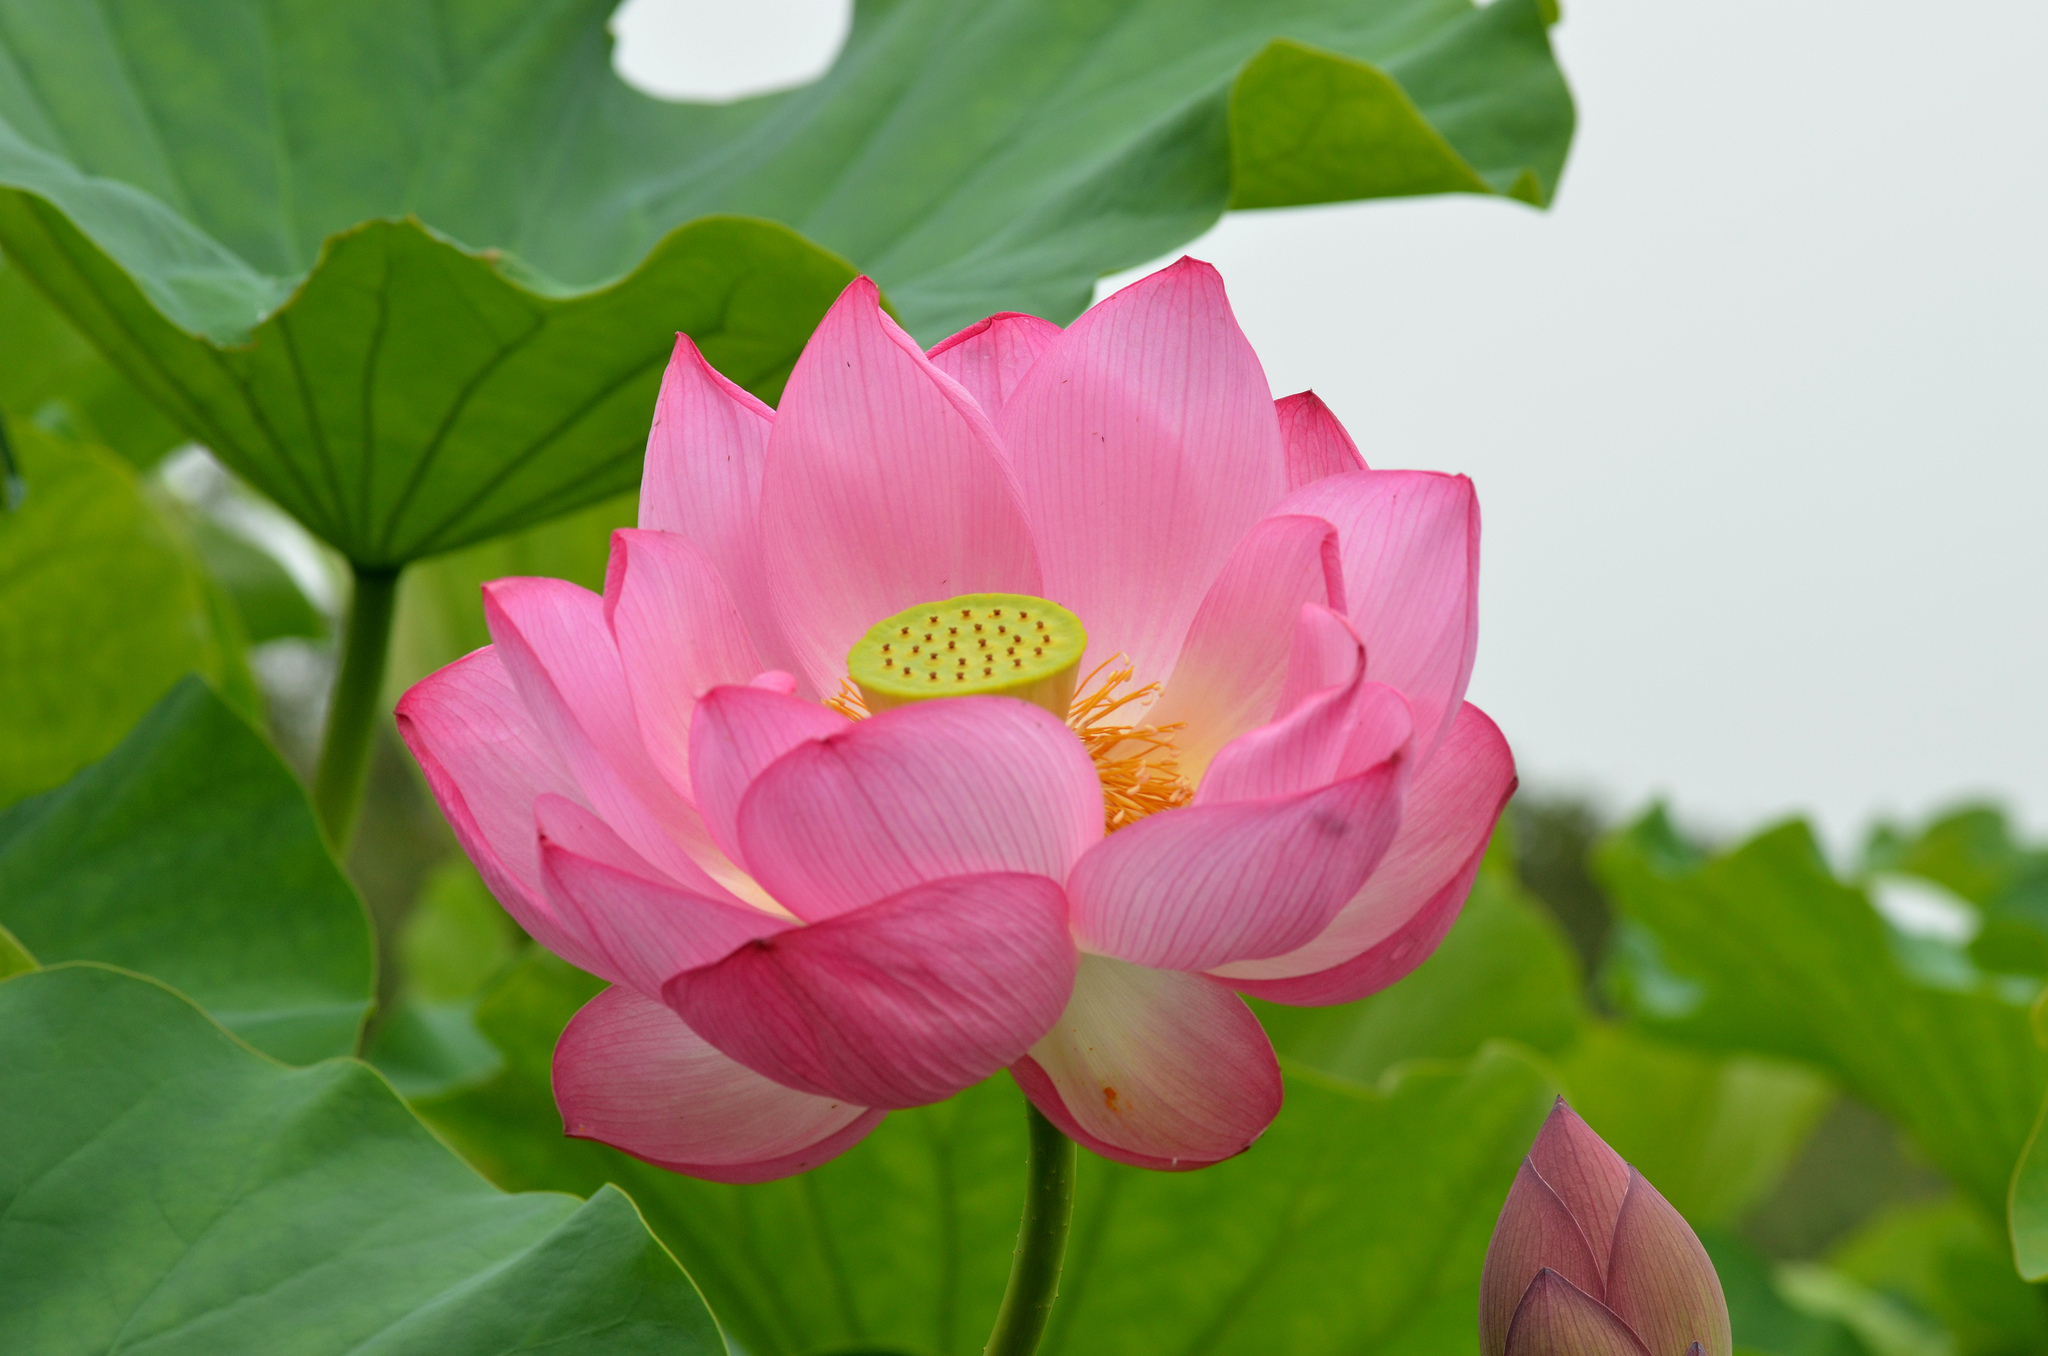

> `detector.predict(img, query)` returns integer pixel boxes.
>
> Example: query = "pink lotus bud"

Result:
[1480,1098,1730,1356]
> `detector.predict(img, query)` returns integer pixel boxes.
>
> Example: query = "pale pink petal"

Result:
[1000,258,1289,687]
[926,312,1063,417]
[1276,390,1366,488]
[1275,470,1479,756]
[603,529,764,802]
[665,872,1075,1109]
[483,576,733,889]
[1275,602,1368,717]
[554,983,883,1184]
[1066,759,1408,972]
[395,648,610,978]
[1529,1099,1635,1279]
[1009,956,1280,1170]
[757,277,1041,695]
[1218,842,1475,1005]
[536,795,789,999]
[688,684,852,872]
[640,333,774,539]
[1501,1271,1652,1356]
[1480,1158,1608,1356]
[637,334,791,674]
[1191,603,1409,805]
[736,696,1102,922]
[1213,702,1514,999]
[1147,514,1345,779]
[1603,1170,1732,1356]
[1196,679,1411,806]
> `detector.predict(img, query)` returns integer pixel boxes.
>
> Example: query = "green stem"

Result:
[312,564,400,851]
[984,1104,1077,1356]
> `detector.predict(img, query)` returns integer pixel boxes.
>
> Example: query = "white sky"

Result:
[612,0,2048,849]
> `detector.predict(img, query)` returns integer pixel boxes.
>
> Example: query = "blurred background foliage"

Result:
[3,2,2046,1353]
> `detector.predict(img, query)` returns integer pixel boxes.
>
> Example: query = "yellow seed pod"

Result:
[848,592,1086,716]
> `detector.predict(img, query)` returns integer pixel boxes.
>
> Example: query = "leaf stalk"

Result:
[311,564,400,849]
[984,1102,1077,1356]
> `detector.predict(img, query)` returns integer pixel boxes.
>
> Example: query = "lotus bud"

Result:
[1480,1098,1731,1356]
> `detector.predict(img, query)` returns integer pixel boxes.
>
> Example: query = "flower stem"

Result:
[984,1103,1077,1356]
[311,564,400,851]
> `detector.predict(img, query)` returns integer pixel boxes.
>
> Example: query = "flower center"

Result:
[847,592,1086,715]
[1067,659,1194,831]
[838,593,1191,831]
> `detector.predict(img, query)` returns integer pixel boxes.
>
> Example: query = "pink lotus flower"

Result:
[398,258,1514,1182]
[1481,1099,1732,1356]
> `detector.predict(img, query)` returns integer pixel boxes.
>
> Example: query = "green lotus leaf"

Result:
[1555,1025,1832,1229]
[0,963,722,1356]
[1863,803,2042,906]
[1252,846,1585,1084]
[1256,842,1834,1235]
[0,423,254,803]
[0,921,32,978]
[365,859,521,1098]
[1864,804,2048,978]
[0,677,373,1062]
[0,0,1570,565]
[0,253,182,466]
[155,490,327,641]
[1833,1197,2048,1347]
[1602,811,2048,1229]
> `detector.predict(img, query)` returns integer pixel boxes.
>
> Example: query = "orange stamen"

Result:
[1067,658,1193,832]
